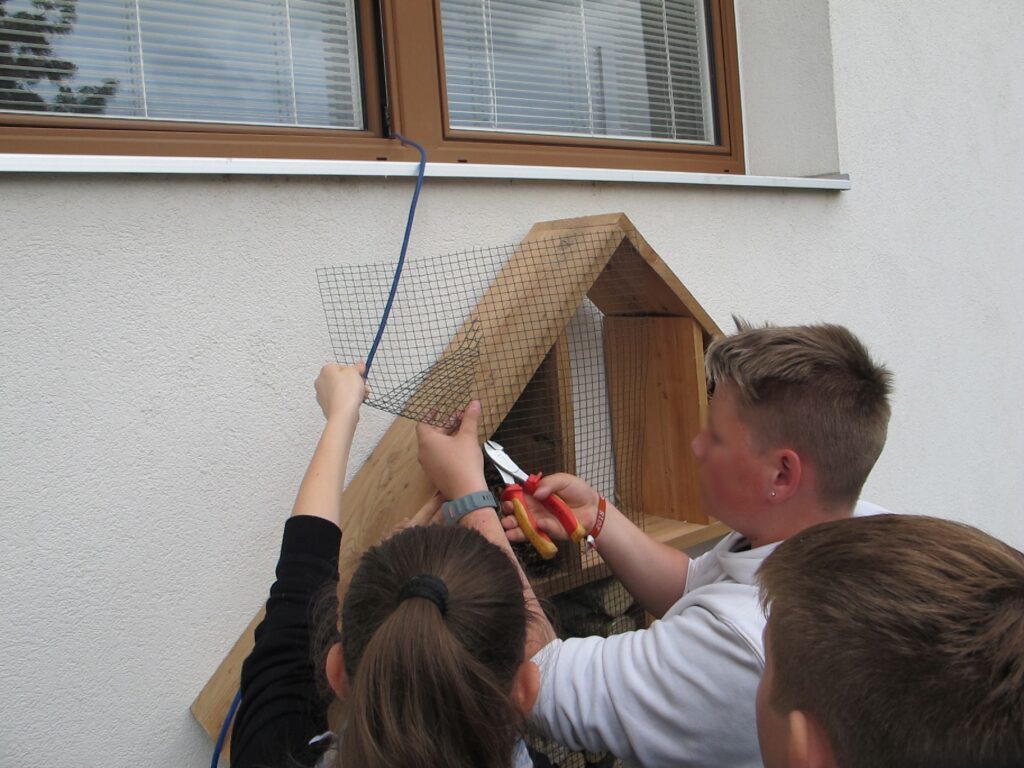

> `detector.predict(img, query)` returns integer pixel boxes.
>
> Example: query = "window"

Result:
[442,1,715,143]
[0,0,743,173]
[0,1,363,126]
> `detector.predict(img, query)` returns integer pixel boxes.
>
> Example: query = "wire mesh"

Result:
[319,226,659,583]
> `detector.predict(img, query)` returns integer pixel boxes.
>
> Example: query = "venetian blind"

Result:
[440,0,715,144]
[0,0,363,129]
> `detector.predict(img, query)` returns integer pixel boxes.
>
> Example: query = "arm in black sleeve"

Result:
[230,515,342,768]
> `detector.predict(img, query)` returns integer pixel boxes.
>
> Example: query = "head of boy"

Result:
[693,322,891,544]
[756,514,1024,768]
[326,524,538,768]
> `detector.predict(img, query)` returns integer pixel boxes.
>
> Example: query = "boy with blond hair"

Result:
[420,321,893,767]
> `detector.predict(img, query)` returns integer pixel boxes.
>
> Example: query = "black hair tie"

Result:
[397,573,449,616]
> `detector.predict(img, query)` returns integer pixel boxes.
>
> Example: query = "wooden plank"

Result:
[551,333,582,583]
[335,421,436,586]
[530,212,720,338]
[405,220,628,441]
[552,333,577,477]
[604,316,709,523]
[643,516,730,552]
[616,213,720,337]
[619,224,721,339]
[190,609,263,743]
[193,215,632,742]
[588,238,697,318]
[528,210,630,234]
[586,218,722,342]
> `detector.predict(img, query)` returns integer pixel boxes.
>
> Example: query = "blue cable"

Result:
[211,688,242,768]
[211,134,426,768]
[364,133,428,375]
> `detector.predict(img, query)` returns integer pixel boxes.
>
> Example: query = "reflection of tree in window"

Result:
[0,0,117,114]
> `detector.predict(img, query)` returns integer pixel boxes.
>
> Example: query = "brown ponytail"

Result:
[338,525,528,768]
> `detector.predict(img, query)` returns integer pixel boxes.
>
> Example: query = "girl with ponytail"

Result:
[335,524,537,768]
[230,364,555,768]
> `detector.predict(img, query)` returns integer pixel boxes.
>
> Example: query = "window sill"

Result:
[0,154,850,190]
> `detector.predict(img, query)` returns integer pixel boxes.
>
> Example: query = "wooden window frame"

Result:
[0,0,744,174]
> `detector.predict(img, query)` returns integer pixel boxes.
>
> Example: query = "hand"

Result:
[315,362,368,422]
[502,473,600,542]
[416,400,488,500]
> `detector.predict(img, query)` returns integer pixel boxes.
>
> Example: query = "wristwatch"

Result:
[441,490,499,526]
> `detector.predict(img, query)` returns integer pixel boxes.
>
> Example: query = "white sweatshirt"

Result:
[530,501,890,768]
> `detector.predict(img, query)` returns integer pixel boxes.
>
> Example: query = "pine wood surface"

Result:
[605,316,709,524]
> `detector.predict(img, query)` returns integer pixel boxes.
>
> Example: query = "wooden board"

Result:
[189,609,263,752]
[618,225,721,338]
[588,237,716,331]
[536,211,722,340]
[643,516,729,552]
[604,316,709,524]
[553,334,577,477]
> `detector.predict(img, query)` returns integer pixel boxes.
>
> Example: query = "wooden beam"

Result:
[585,216,722,341]
[604,316,709,524]
[552,334,577,477]
[643,517,729,552]
[406,218,630,440]
[190,609,263,744]
[551,334,583,585]
[528,211,630,235]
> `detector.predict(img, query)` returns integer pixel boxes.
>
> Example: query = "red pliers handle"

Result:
[483,439,587,558]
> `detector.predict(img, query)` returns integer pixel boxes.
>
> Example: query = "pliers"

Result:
[483,439,586,560]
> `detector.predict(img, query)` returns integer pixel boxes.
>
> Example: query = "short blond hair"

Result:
[705,321,892,507]
[759,514,1024,768]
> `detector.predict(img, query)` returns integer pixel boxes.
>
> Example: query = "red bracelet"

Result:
[584,496,607,552]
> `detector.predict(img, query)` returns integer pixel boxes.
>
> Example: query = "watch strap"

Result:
[442,490,498,526]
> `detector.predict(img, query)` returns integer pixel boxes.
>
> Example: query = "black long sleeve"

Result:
[231,516,342,768]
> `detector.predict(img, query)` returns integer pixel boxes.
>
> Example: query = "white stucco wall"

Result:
[1,2,1022,766]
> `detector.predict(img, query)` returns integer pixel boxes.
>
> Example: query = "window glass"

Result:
[440,0,715,143]
[0,0,363,129]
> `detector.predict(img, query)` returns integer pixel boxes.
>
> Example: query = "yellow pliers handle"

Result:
[504,486,559,559]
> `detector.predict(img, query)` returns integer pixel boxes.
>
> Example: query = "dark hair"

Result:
[338,524,528,768]
[705,320,892,507]
[758,514,1024,768]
